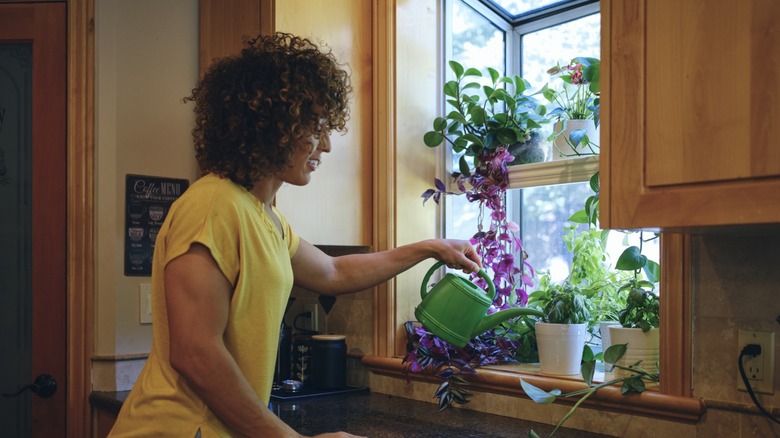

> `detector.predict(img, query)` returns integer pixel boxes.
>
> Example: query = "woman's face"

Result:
[279,125,331,186]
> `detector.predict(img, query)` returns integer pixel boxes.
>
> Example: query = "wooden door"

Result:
[0,3,67,437]
[601,0,780,230]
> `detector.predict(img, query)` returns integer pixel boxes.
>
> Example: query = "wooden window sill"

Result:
[362,355,705,423]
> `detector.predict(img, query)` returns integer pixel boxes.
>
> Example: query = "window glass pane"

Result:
[521,13,600,87]
[513,182,592,284]
[452,1,505,72]
[449,0,507,174]
[522,13,600,145]
[511,183,660,292]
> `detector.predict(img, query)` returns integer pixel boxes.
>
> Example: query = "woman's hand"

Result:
[430,239,482,274]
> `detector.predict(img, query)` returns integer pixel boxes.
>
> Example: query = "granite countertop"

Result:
[91,390,610,437]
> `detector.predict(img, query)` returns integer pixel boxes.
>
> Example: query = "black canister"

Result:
[310,334,346,390]
[292,334,313,384]
[274,323,292,384]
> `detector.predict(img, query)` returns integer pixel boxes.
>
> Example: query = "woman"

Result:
[109,33,480,437]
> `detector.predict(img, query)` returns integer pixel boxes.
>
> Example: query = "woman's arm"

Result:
[291,238,481,295]
[165,243,304,437]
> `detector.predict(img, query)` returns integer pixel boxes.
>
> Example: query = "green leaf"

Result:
[448,60,464,79]
[514,76,528,94]
[447,110,468,125]
[644,259,660,283]
[423,131,444,147]
[569,129,586,147]
[462,81,481,90]
[582,344,595,362]
[615,246,647,271]
[496,127,517,145]
[520,379,560,404]
[443,80,459,98]
[469,106,486,125]
[568,210,589,224]
[432,116,447,131]
[458,155,471,176]
[463,67,482,78]
[622,376,646,394]
[589,171,600,193]
[460,133,484,147]
[488,67,500,84]
[603,343,627,365]
[581,359,596,386]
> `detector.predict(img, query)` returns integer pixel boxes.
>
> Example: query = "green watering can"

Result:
[414,261,544,348]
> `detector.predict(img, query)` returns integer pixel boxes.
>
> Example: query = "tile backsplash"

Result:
[287,245,374,387]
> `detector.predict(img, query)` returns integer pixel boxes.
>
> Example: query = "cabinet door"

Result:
[601,0,780,230]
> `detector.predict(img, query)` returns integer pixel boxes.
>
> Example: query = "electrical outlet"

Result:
[302,303,319,332]
[737,330,775,394]
[139,284,152,324]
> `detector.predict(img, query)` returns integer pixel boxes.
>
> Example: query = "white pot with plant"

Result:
[529,284,590,376]
[539,57,600,159]
[609,280,660,378]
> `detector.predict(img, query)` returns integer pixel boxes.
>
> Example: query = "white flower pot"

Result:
[608,326,659,378]
[535,322,588,376]
[599,321,620,351]
[551,119,599,160]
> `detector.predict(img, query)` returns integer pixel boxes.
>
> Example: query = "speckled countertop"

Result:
[91,390,610,437]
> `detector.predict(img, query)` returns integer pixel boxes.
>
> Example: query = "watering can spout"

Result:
[473,307,545,338]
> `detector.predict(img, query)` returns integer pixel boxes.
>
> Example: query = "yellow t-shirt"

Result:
[109,174,300,437]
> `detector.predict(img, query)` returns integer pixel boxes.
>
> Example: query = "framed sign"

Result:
[124,174,189,276]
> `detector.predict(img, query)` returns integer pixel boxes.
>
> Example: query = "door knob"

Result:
[3,374,57,398]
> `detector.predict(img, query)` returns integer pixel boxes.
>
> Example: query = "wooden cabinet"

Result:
[601,0,780,230]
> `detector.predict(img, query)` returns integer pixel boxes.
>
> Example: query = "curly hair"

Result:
[185,32,352,189]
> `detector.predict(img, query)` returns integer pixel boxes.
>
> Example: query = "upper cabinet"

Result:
[600,0,780,230]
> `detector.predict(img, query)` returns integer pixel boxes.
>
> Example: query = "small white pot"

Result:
[535,322,588,376]
[551,119,599,160]
[608,326,659,378]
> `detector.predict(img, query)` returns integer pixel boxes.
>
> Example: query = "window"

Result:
[443,0,659,346]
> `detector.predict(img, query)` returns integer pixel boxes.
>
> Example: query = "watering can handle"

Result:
[419,260,495,301]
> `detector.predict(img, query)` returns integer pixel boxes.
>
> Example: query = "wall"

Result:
[274,0,373,246]
[691,234,780,436]
[92,0,199,391]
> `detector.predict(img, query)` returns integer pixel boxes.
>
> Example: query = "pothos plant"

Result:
[521,343,660,438]
[404,61,547,410]
[569,171,660,329]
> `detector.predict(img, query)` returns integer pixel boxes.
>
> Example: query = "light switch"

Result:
[139,283,152,324]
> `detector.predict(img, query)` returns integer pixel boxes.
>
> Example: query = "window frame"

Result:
[364,0,699,422]
[440,0,693,399]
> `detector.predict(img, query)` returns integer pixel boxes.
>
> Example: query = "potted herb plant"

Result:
[608,278,660,378]
[539,57,600,159]
[528,283,590,375]
[404,61,548,410]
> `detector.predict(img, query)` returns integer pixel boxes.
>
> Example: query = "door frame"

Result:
[66,0,94,437]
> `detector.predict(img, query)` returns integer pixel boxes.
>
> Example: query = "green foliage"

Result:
[617,281,660,332]
[424,60,549,173]
[528,284,590,325]
[567,170,660,332]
